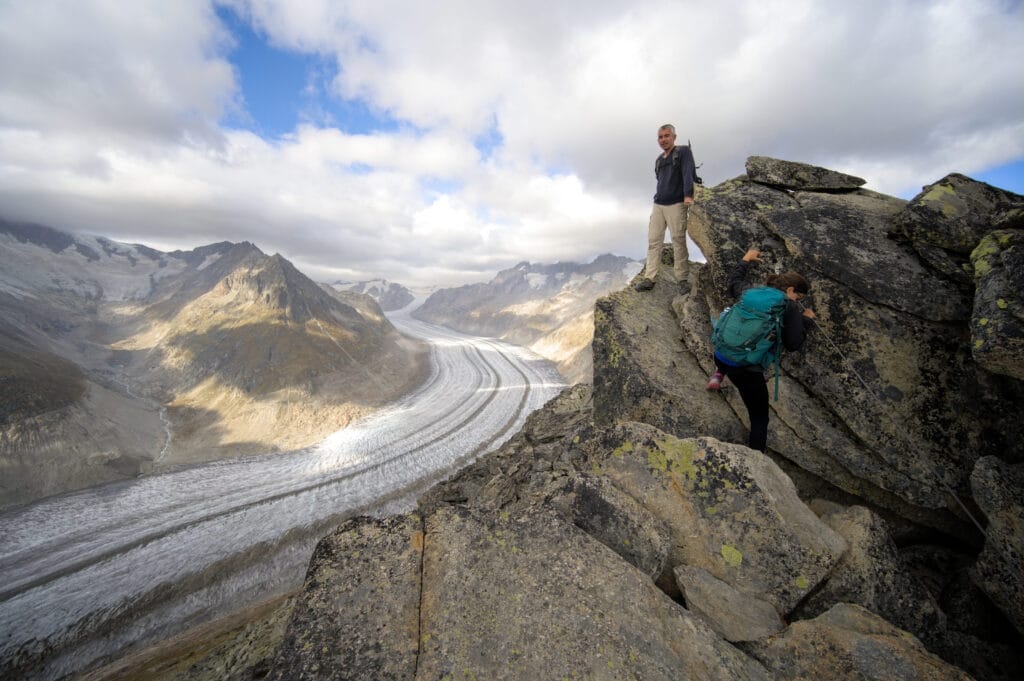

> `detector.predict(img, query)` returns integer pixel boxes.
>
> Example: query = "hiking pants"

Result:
[715,361,770,452]
[646,202,689,281]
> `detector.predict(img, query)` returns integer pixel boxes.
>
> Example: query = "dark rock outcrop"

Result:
[594,162,1024,539]
[793,505,945,646]
[745,156,866,190]
[970,456,1024,638]
[971,229,1024,379]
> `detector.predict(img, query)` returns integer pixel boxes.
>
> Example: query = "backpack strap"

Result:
[770,305,785,401]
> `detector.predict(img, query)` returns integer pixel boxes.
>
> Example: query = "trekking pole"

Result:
[799,306,989,539]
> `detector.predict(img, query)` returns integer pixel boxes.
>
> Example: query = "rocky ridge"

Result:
[90,159,1024,681]
[330,278,415,311]
[412,254,641,383]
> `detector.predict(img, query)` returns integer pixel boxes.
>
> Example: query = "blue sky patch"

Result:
[473,119,504,160]
[973,157,1024,195]
[420,177,463,196]
[216,6,400,138]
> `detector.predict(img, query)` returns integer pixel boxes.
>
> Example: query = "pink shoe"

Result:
[706,371,724,390]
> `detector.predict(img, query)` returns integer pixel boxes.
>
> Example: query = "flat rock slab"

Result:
[746,156,865,190]
[268,514,423,681]
[418,505,769,681]
[674,565,784,642]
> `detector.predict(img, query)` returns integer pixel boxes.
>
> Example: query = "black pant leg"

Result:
[719,365,770,452]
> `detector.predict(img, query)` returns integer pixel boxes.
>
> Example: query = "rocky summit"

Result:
[98,159,1023,681]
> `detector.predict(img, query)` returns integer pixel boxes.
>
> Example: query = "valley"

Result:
[0,307,563,680]
[0,223,427,509]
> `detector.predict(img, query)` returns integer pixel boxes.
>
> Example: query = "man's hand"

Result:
[683,197,694,206]
[742,248,761,262]
[802,308,817,320]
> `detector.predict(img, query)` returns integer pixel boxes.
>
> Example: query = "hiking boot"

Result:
[706,371,724,390]
[633,278,655,292]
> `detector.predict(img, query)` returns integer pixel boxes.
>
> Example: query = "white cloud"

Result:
[0,0,234,147]
[0,0,1022,287]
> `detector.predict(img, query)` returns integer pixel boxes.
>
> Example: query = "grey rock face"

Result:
[547,474,671,580]
[746,603,974,681]
[268,514,423,681]
[970,456,1024,638]
[576,425,847,613]
[745,155,866,190]
[592,268,748,447]
[674,565,785,642]
[268,503,770,681]
[418,505,769,681]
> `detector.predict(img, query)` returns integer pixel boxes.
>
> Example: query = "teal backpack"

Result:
[711,286,788,399]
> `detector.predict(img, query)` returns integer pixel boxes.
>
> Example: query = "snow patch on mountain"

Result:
[0,227,187,302]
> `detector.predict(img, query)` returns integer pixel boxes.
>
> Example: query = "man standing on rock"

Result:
[635,123,697,292]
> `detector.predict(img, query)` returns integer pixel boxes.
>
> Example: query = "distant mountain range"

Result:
[0,219,426,509]
[0,217,641,509]
[330,279,415,311]
[413,254,642,383]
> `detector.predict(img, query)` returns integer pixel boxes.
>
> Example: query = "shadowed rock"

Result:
[746,603,974,680]
[970,456,1024,638]
[793,505,945,645]
[889,173,1024,290]
[547,474,671,579]
[592,168,1024,537]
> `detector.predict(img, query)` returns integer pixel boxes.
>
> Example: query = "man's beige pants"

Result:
[645,202,689,281]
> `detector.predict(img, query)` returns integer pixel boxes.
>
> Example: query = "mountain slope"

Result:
[331,279,415,311]
[0,220,427,509]
[412,254,640,382]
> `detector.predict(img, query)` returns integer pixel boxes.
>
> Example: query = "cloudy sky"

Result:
[1,0,1022,286]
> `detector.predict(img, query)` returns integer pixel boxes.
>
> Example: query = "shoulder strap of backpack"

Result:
[687,139,704,184]
[769,297,787,400]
